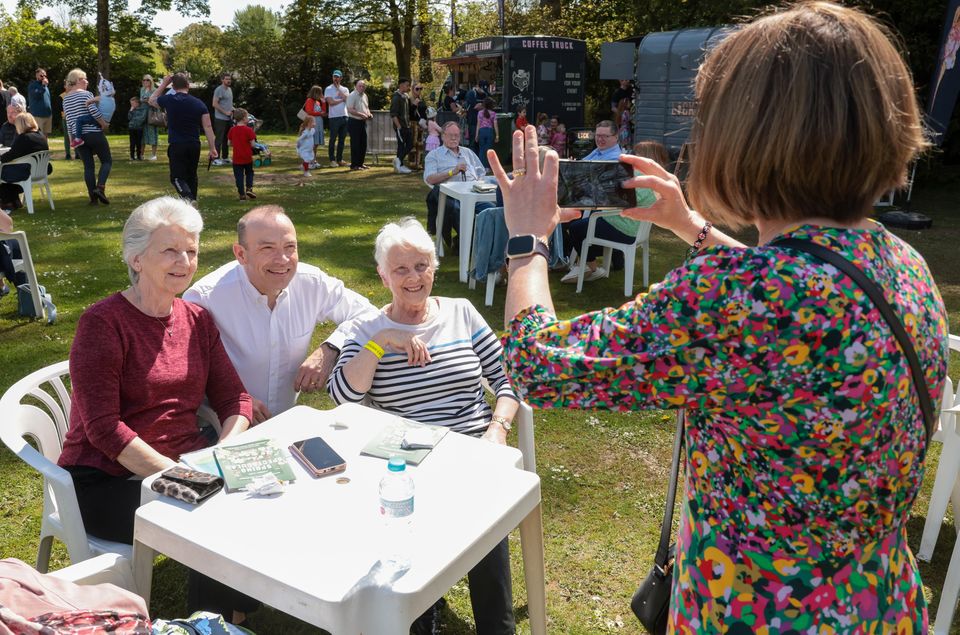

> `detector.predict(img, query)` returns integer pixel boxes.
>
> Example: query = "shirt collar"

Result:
[237,262,288,307]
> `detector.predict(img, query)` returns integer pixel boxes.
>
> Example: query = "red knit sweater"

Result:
[59,293,253,476]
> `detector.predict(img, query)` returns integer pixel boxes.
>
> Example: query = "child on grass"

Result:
[549,122,566,157]
[297,116,316,177]
[127,97,148,160]
[227,108,258,200]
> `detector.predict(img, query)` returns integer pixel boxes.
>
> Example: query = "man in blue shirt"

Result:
[581,120,622,161]
[27,68,52,138]
[149,73,217,203]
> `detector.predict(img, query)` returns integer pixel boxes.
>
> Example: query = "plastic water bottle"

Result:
[379,455,414,572]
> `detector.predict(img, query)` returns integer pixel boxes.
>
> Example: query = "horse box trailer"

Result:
[601,27,729,155]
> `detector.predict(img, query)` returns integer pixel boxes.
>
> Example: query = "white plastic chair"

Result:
[1,229,44,319]
[48,552,138,593]
[918,332,960,562]
[0,361,132,572]
[0,150,54,214]
[575,210,652,296]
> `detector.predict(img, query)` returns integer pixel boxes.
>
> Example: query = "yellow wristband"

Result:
[364,340,385,359]
[447,168,454,177]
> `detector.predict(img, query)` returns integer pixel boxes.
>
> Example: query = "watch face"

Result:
[507,235,536,256]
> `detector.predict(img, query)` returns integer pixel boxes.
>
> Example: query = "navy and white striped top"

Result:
[62,90,103,136]
[328,297,518,435]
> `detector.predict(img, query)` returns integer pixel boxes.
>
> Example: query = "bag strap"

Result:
[774,237,935,443]
[654,410,684,571]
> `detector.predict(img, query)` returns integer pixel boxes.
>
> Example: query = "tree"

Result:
[168,22,224,83]
[22,0,210,77]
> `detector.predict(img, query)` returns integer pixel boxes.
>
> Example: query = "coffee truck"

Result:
[434,35,587,129]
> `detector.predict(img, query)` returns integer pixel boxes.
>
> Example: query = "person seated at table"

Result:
[56,196,257,624]
[0,113,52,212]
[423,121,494,253]
[328,217,520,635]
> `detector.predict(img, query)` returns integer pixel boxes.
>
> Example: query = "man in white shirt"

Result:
[346,79,373,170]
[423,121,489,250]
[184,205,377,422]
[324,70,350,167]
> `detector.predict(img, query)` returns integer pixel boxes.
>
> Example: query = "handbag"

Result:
[296,107,308,121]
[630,410,684,634]
[150,465,223,504]
[148,108,167,128]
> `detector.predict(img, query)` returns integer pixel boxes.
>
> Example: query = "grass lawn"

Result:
[0,133,958,633]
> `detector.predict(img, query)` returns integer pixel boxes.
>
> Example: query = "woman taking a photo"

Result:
[493,2,946,631]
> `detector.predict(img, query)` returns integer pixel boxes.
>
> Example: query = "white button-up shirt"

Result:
[184,261,377,416]
[423,144,486,186]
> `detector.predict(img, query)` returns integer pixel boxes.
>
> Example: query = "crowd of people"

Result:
[0,3,953,634]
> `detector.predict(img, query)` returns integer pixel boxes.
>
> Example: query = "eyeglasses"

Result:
[414,87,422,91]
[594,133,613,140]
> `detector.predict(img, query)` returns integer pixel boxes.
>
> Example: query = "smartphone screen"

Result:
[557,160,635,209]
[290,437,346,476]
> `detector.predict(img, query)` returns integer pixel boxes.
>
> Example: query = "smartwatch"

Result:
[505,235,549,261]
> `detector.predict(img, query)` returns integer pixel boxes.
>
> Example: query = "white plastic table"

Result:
[133,403,546,635]
[434,180,498,283]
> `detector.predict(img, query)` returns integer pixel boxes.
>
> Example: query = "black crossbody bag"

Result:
[630,237,935,634]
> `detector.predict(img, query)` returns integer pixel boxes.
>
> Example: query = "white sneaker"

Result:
[584,266,607,282]
[303,170,312,177]
[147,155,157,161]
[561,266,581,283]
[212,158,224,166]
[398,165,413,174]
[393,157,401,172]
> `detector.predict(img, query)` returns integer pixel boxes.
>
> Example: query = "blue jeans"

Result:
[77,131,112,195]
[328,116,347,162]
[477,127,494,169]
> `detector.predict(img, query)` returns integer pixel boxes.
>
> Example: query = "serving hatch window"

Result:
[540,61,556,81]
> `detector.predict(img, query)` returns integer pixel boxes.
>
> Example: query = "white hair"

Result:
[122,196,203,285]
[374,217,438,270]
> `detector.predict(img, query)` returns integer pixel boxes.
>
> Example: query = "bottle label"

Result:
[380,497,414,518]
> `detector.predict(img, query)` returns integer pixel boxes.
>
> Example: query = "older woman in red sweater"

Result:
[58,195,255,620]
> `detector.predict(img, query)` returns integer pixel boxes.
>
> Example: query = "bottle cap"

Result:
[387,455,406,472]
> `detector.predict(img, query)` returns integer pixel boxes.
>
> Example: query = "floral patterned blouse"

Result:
[502,224,948,633]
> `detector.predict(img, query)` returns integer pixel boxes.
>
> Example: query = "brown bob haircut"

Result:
[688,1,928,228]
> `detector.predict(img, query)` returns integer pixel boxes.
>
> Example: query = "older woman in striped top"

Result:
[328,216,518,635]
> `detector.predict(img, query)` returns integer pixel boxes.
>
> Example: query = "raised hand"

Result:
[488,125,559,240]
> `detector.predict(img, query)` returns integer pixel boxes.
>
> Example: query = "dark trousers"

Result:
[328,116,347,162]
[232,163,254,195]
[426,185,462,248]
[168,142,201,201]
[77,132,112,195]
[347,118,367,168]
[1,238,23,284]
[65,465,261,617]
[0,165,29,209]
[129,129,144,159]
[213,118,232,160]
[395,125,412,162]
[566,216,633,265]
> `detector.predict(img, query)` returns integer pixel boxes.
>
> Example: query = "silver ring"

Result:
[511,168,527,178]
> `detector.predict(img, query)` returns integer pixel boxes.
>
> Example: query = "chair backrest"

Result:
[0,230,42,317]
[29,151,50,181]
[0,361,95,562]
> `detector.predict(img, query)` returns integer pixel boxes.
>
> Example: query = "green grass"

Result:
[0,134,958,633]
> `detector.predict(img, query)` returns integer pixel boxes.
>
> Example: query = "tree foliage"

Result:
[167,22,224,84]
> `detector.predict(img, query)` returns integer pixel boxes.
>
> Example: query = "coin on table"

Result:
[336,476,351,485]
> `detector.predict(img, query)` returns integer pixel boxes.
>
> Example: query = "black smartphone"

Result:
[289,437,347,478]
[557,160,635,209]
